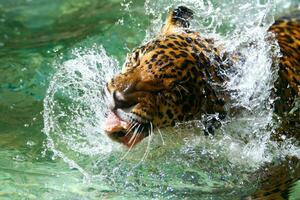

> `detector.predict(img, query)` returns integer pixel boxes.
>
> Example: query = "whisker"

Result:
[178,84,190,94]
[128,124,141,144]
[145,126,154,158]
[129,130,139,148]
[175,85,183,99]
[157,127,165,145]
[120,125,140,161]
[135,126,153,167]
[150,122,153,134]
[120,137,136,161]
[125,122,136,137]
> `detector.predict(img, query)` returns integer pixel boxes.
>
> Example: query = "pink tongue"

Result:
[104,112,129,133]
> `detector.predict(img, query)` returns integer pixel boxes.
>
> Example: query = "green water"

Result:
[1,0,300,199]
[0,0,146,199]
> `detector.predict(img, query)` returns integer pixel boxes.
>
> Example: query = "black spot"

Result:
[169,35,177,39]
[284,34,294,43]
[205,47,211,53]
[175,54,181,59]
[161,62,174,70]
[134,51,139,60]
[162,55,170,61]
[182,60,192,68]
[170,51,177,57]
[174,90,181,97]
[174,40,181,46]
[177,35,185,40]
[270,188,281,193]
[287,21,294,26]
[191,67,198,74]
[140,45,146,52]
[191,52,199,60]
[195,40,207,49]
[292,76,300,84]
[198,51,206,59]
[159,45,168,49]
[161,74,177,78]
[151,54,158,62]
[158,112,163,118]
[185,37,193,43]
[179,51,189,57]
[167,43,175,48]
[148,64,152,69]
[287,27,294,34]
[281,189,290,200]
[273,20,284,25]
[156,60,163,66]
[189,94,196,102]
[263,191,272,196]
[205,38,214,43]
[166,109,174,119]
[180,42,188,47]
[182,104,190,111]
[178,115,184,121]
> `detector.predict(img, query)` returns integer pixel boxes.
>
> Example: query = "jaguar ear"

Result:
[161,6,194,35]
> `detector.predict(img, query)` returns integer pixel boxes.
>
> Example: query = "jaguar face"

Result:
[104,35,198,146]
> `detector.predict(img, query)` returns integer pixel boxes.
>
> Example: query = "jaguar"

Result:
[103,6,300,200]
[104,6,300,147]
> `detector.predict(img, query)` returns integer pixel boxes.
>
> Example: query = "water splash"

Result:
[43,0,300,198]
[43,45,121,165]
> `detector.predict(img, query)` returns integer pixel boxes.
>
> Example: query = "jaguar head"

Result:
[104,6,226,147]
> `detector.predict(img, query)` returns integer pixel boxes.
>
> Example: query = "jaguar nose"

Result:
[112,91,133,109]
[104,85,133,110]
[104,88,137,111]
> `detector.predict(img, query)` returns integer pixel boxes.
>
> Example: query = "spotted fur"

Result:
[106,7,300,138]
[268,14,300,115]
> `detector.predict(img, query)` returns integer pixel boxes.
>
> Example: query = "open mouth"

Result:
[104,109,150,147]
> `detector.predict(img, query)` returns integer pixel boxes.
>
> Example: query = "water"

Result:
[1,0,300,199]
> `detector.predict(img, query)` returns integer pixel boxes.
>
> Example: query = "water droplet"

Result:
[13,155,25,162]
[26,140,36,146]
